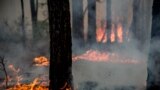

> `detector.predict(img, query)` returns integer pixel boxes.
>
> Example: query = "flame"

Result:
[7,78,48,90]
[2,64,49,90]
[96,27,107,43]
[110,24,115,42]
[117,23,123,43]
[34,56,49,66]
[3,58,71,90]
[96,21,125,43]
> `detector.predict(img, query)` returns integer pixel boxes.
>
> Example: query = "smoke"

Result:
[147,11,160,87]
[72,0,153,90]
[0,18,49,86]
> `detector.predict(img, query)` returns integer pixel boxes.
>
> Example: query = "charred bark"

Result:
[30,0,38,41]
[48,0,73,90]
[20,0,26,47]
[87,0,96,44]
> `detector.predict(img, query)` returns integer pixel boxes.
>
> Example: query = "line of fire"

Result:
[0,0,160,90]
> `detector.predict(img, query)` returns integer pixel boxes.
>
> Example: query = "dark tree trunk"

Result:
[130,0,152,52]
[130,0,145,51]
[130,0,139,40]
[48,0,73,90]
[72,0,84,46]
[106,0,111,44]
[20,0,26,47]
[87,0,96,44]
[147,0,160,90]
[30,0,38,41]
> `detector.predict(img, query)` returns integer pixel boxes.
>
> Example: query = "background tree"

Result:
[106,0,111,44]
[72,0,84,46]
[87,0,96,44]
[20,0,26,47]
[47,0,73,90]
[30,0,38,42]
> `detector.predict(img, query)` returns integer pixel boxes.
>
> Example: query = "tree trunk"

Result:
[20,0,26,47]
[47,0,73,90]
[106,0,111,44]
[130,0,152,53]
[72,0,84,46]
[87,0,96,44]
[147,0,160,90]
[30,0,38,42]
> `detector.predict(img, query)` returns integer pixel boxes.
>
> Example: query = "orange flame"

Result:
[110,24,115,42]
[7,78,48,90]
[4,64,49,90]
[96,21,125,43]
[117,23,123,43]
[96,27,107,43]
[34,56,49,67]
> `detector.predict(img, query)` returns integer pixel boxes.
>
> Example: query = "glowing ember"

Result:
[72,49,139,64]
[34,56,49,66]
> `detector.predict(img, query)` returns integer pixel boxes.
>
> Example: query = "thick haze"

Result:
[0,0,158,90]
[72,0,153,90]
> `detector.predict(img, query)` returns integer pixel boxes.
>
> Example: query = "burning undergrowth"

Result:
[0,55,49,90]
[0,39,49,90]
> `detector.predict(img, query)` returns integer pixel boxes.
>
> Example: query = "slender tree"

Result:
[48,0,73,90]
[72,0,84,45]
[130,0,139,40]
[30,0,38,41]
[20,0,26,47]
[87,0,96,44]
[106,0,112,44]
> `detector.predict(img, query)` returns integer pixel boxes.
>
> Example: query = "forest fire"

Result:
[1,49,140,90]
[96,23,124,43]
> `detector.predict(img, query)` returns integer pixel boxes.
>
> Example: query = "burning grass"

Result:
[0,57,49,90]
[7,78,48,90]
[1,48,142,90]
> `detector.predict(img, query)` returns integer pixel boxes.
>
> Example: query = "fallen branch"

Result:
[0,56,8,88]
